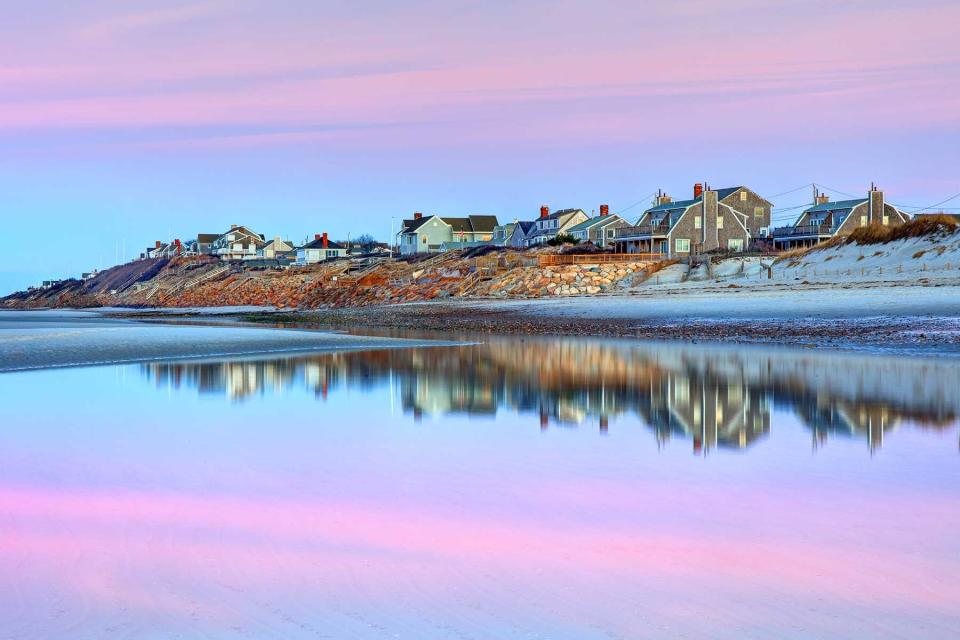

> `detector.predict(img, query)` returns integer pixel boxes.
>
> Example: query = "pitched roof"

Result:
[301,238,346,250]
[400,217,433,233]
[803,198,868,214]
[511,220,536,235]
[566,215,623,234]
[401,214,500,234]
[541,208,586,220]
[467,215,499,233]
[645,186,767,216]
[646,198,698,214]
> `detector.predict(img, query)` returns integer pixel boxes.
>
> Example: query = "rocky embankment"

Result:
[2,250,670,310]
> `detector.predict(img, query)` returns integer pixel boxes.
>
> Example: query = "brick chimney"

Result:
[816,193,830,205]
[155,240,161,249]
[657,191,672,206]
[414,212,423,220]
[600,204,609,217]
[540,205,550,219]
[694,183,704,199]
[322,232,329,249]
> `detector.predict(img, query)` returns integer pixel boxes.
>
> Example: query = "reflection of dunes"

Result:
[141,338,960,453]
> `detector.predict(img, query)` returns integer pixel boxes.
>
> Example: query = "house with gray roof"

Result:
[772,186,908,250]
[565,206,628,247]
[188,233,219,255]
[506,220,536,248]
[615,184,770,257]
[296,233,347,265]
[524,207,590,246]
[397,213,499,255]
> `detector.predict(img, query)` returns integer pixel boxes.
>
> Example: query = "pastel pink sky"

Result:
[2,0,959,292]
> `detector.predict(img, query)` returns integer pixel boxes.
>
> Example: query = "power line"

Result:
[814,182,861,199]
[615,192,657,216]
[890,191,960,213]
[767,183,813,199]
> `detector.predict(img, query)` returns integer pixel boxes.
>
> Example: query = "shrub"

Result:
[547,233,580,246]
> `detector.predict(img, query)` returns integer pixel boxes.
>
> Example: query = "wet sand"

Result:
[0,311,456,372]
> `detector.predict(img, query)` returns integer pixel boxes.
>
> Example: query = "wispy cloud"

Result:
[78,1,224,40]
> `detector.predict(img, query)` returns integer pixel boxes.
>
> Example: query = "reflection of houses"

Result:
[787,397,898,453]
[140,339,957,454]
[639,368,771,453]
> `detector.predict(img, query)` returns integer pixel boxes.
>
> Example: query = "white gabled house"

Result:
[212,225,266,260]
[397,213,499,255]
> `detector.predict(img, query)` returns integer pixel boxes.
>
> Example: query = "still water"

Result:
[1,334,959,638]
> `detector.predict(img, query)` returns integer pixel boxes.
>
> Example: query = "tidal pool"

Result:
[1,333,958,638]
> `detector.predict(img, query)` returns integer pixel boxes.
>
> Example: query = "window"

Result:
[694,216,702,229]
[860,215,868,227]
[675,238,690,253]
[717,215,724,229]
[422,236,427,244]
[754,207,764,218]
[740,191,747,201]
[607,228,615,238]
[728,238,744,252]
[883,215,890,226]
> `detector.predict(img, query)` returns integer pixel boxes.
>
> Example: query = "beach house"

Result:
[397,213,499,255]
[772,186,909,250]
[524,207,590,246]
[259,237,296,259]
[212,225,267,260]
[565,206,628,247]
[296,233,347,264]
[615,185,769,257]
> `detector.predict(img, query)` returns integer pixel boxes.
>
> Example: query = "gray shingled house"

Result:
[772,187,909,250]
[615,184,771,257]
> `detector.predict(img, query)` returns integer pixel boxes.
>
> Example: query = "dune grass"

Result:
[774,215,958,264]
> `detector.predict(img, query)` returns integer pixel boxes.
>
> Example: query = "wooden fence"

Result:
[537,253,665,266]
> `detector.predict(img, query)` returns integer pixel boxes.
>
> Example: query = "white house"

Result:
[212,225,266,260]
[296,233,347,265]
[397,213,499,255]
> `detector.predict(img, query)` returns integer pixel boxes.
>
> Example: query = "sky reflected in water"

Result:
[1,337,958,638]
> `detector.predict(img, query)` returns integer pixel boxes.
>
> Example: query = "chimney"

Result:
[322,232,329,249]
[414,212,423,220]
[231,224,238,231]
[694,183,704,199]
[274,236,281,245]
[540,205,550,219]
[600,204,610,217]
[155,240,161,249]
[315,233,321,241]
[657,190,672,206]
[816,192,830,205]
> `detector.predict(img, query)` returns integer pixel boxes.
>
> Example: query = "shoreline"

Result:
[109,286,960,355]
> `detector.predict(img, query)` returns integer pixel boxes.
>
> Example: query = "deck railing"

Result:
[614,223,671,239]
[538,253,665,266]
[772,223,834,238]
